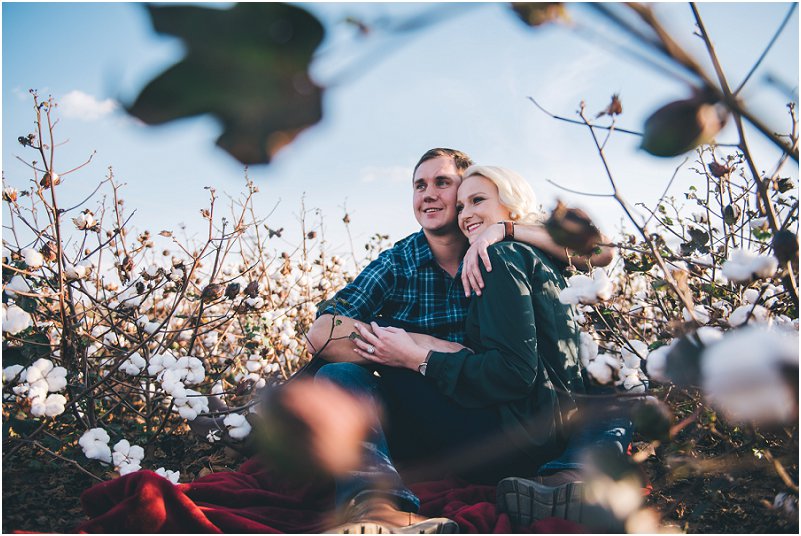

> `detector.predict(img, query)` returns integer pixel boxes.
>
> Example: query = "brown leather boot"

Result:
[330,498,459,534]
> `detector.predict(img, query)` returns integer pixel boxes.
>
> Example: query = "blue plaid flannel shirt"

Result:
[317,230,470,343]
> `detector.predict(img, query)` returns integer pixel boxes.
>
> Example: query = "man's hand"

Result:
[352,322,428,370]
[461,223,504,297]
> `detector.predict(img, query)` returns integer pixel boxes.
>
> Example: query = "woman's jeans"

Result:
[314,361,634,513]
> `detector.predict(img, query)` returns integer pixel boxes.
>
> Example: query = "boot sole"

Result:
[496,477,585,527]
[331,518,459,534]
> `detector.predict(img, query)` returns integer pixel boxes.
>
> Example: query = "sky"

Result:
[2,2,799,266]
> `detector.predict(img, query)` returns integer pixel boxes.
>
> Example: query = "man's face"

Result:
[412,156,462,235]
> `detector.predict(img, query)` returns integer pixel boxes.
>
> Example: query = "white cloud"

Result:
[360,166,412,184]
[60,90,118,121]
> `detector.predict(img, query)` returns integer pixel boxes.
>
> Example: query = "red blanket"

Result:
[78,458,584,533]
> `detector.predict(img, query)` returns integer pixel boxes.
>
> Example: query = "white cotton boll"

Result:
[30,393,67,417]
[155,467,180,485]
[645,343,672,383]
[103,330,122,347]
[3,364,26,385]
[173,389,208,421]
[558,275,593,305]
[169,267,185,282]
[623,373,647,393]
[136,315,150,329]
[694,327,724,346]
[117,461,141,476]
[175,356,205,385]
[144,264,160,278]
[211,381,225,401]
[148,353,177,377]
[621,340,647,369]
[245,359,262,373]
[244,296,264,309]
[5,275,32,298]
[21,248,44,269]
[749,217,768,230]
[112,439,145,468]
[120,352,146,376]
[160,370,187,398]
[701,326,798,425]
[25,359,67,393]
[560,269,614,305]
[72,211,96,230]
[710,299,732,318]
[721,249,778,282]
[3,304,33,334]
[742,288,760,304]
[690,252,714,268]
[586,355,619,385]
[728,304,770,326]
[683,304,711,325]
[79,428,112,463]
[203,331,218,348]
[224,413,252,440]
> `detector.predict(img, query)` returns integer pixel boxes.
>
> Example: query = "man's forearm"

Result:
[306,315,466,362]
[305,314,369,364]
[515,225,615,271]
[407,332,468,353]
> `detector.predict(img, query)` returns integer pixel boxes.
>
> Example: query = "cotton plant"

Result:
[721,249,778,283]
[79,428,112,463]
[120,352,147,376]
[682,304,711,324]
[64,259,94,281]
[112,439,145,475]
[559,268,615,305]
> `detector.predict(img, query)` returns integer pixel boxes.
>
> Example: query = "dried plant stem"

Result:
[578,106,700,322]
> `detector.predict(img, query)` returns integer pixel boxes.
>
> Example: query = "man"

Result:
[306,148,625,532]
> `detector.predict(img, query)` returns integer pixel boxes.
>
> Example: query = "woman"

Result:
[352,165,586,480]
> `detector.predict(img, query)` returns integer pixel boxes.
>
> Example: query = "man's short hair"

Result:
[413,148,474,177]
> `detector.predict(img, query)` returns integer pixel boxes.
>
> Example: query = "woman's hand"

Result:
[352,322,429,370]
[461,223,503,297]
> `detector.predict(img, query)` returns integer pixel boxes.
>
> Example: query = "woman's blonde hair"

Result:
[462,165,544,224]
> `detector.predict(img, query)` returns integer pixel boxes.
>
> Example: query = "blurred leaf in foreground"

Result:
[128,3,325,165]
[511,3,567,27]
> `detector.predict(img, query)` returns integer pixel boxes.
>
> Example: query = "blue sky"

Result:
[3,2,798,261]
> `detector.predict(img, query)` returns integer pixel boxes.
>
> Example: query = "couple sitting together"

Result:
[304,148,631,533]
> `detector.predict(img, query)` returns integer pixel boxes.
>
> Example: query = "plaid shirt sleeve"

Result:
[316,250,395,321]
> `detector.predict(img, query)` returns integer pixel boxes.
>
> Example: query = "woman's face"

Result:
[456,175,512,243]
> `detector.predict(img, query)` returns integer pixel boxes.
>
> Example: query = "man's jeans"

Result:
[314,361,635,512]
[315,362,421,512]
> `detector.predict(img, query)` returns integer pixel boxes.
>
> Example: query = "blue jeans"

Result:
[537,416,632,475]
[315,362,421,511]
